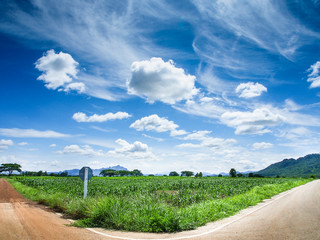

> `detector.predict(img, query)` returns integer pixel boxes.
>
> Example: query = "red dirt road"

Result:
[1,178,320,240]
[0,179,105,240]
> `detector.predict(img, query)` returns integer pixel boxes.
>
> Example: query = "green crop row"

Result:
[9,176,312,232]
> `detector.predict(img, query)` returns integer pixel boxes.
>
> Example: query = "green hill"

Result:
[256,154,320,178]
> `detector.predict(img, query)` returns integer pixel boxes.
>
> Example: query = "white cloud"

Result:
[308,61,320,77]
[35,50,82,92]
[18,142,28,146]
[173,96,229,119]
[142,134,164,142]
[0,139,14,149]
[284,99,302,111]
[192,0,318,63]
[73,112,131,123]
[57,145,104,157]
[112,139,149,153]
[307,61,320,88]
[0,128,70,138]
[176,143,201,148]
[130,114,187,136]
[183,130,212,141]
[252,142,274,150]
[277,127,312,140]
[0,155,18,164]
[221,108,284,135]
[236,82,267,98]
[50,144,57,147]
[108,139,156,160]
[63,82,86,93]
[128,57,198,104]
[177,130,237,153]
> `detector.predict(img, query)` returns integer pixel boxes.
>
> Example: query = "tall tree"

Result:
[0,163,22,176]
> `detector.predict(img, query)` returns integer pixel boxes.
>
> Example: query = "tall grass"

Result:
[8,177,312,232]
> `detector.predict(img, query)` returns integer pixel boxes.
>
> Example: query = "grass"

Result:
[7,176,312,233]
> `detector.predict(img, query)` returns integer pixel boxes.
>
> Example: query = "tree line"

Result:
[99,169,143,177]
[0,163,266,178]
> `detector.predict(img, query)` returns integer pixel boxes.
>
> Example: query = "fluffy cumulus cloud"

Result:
[307,61,320,88]
[235,82,267,98]
[221,108,285,135]
[73,112,131,123]
[252,142,274,150]
[0,139,14,149]
[108,139,156,159]
[0,128,70,138]
[35,49,85,93]
[57,145,104,157]
[128,57,198,104]
[130,114,187,136]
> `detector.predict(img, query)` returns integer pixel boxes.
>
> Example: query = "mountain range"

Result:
[53,153,319,178]
[256,154,320,178]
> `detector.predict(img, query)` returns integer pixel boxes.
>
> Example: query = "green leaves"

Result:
[0,163,22,175]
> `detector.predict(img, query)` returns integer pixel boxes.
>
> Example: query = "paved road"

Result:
[1,178,319,240]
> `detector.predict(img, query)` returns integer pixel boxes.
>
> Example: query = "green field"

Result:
[9,176,311,232]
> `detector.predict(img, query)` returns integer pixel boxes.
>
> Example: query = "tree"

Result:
[0,163,22,176]
[100,169,116,177]
[60,171,68,177]
[229,168,236,177]
[237,173,243,177]
[218,174,223,177]
[169,171,179,176]
[195,172,203,178]
[116,170,130,176]
[131,169,143,176]
[248,173,254,178]
[181,171,194,177]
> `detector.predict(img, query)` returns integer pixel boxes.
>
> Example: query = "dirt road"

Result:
[1,178,319,240]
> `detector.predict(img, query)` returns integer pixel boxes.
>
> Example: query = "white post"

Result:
[84,167,88,199]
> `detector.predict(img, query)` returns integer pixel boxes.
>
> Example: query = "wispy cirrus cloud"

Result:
[0,139,14,149]
[307,61,320,88]
[2,0,319,103]
[0,128,70,138]
[0,1,148,100]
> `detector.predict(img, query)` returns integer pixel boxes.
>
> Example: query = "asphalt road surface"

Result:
[1,178,319,240]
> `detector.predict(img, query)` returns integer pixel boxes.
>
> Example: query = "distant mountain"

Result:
[52,165,128,176]
[256,154,320,178]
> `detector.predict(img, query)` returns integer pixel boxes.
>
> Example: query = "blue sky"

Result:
[0,0,320,174]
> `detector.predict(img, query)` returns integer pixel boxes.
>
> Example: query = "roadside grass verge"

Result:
[7,177,312,233]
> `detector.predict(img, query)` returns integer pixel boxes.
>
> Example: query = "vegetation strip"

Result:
[7,176,312,233]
